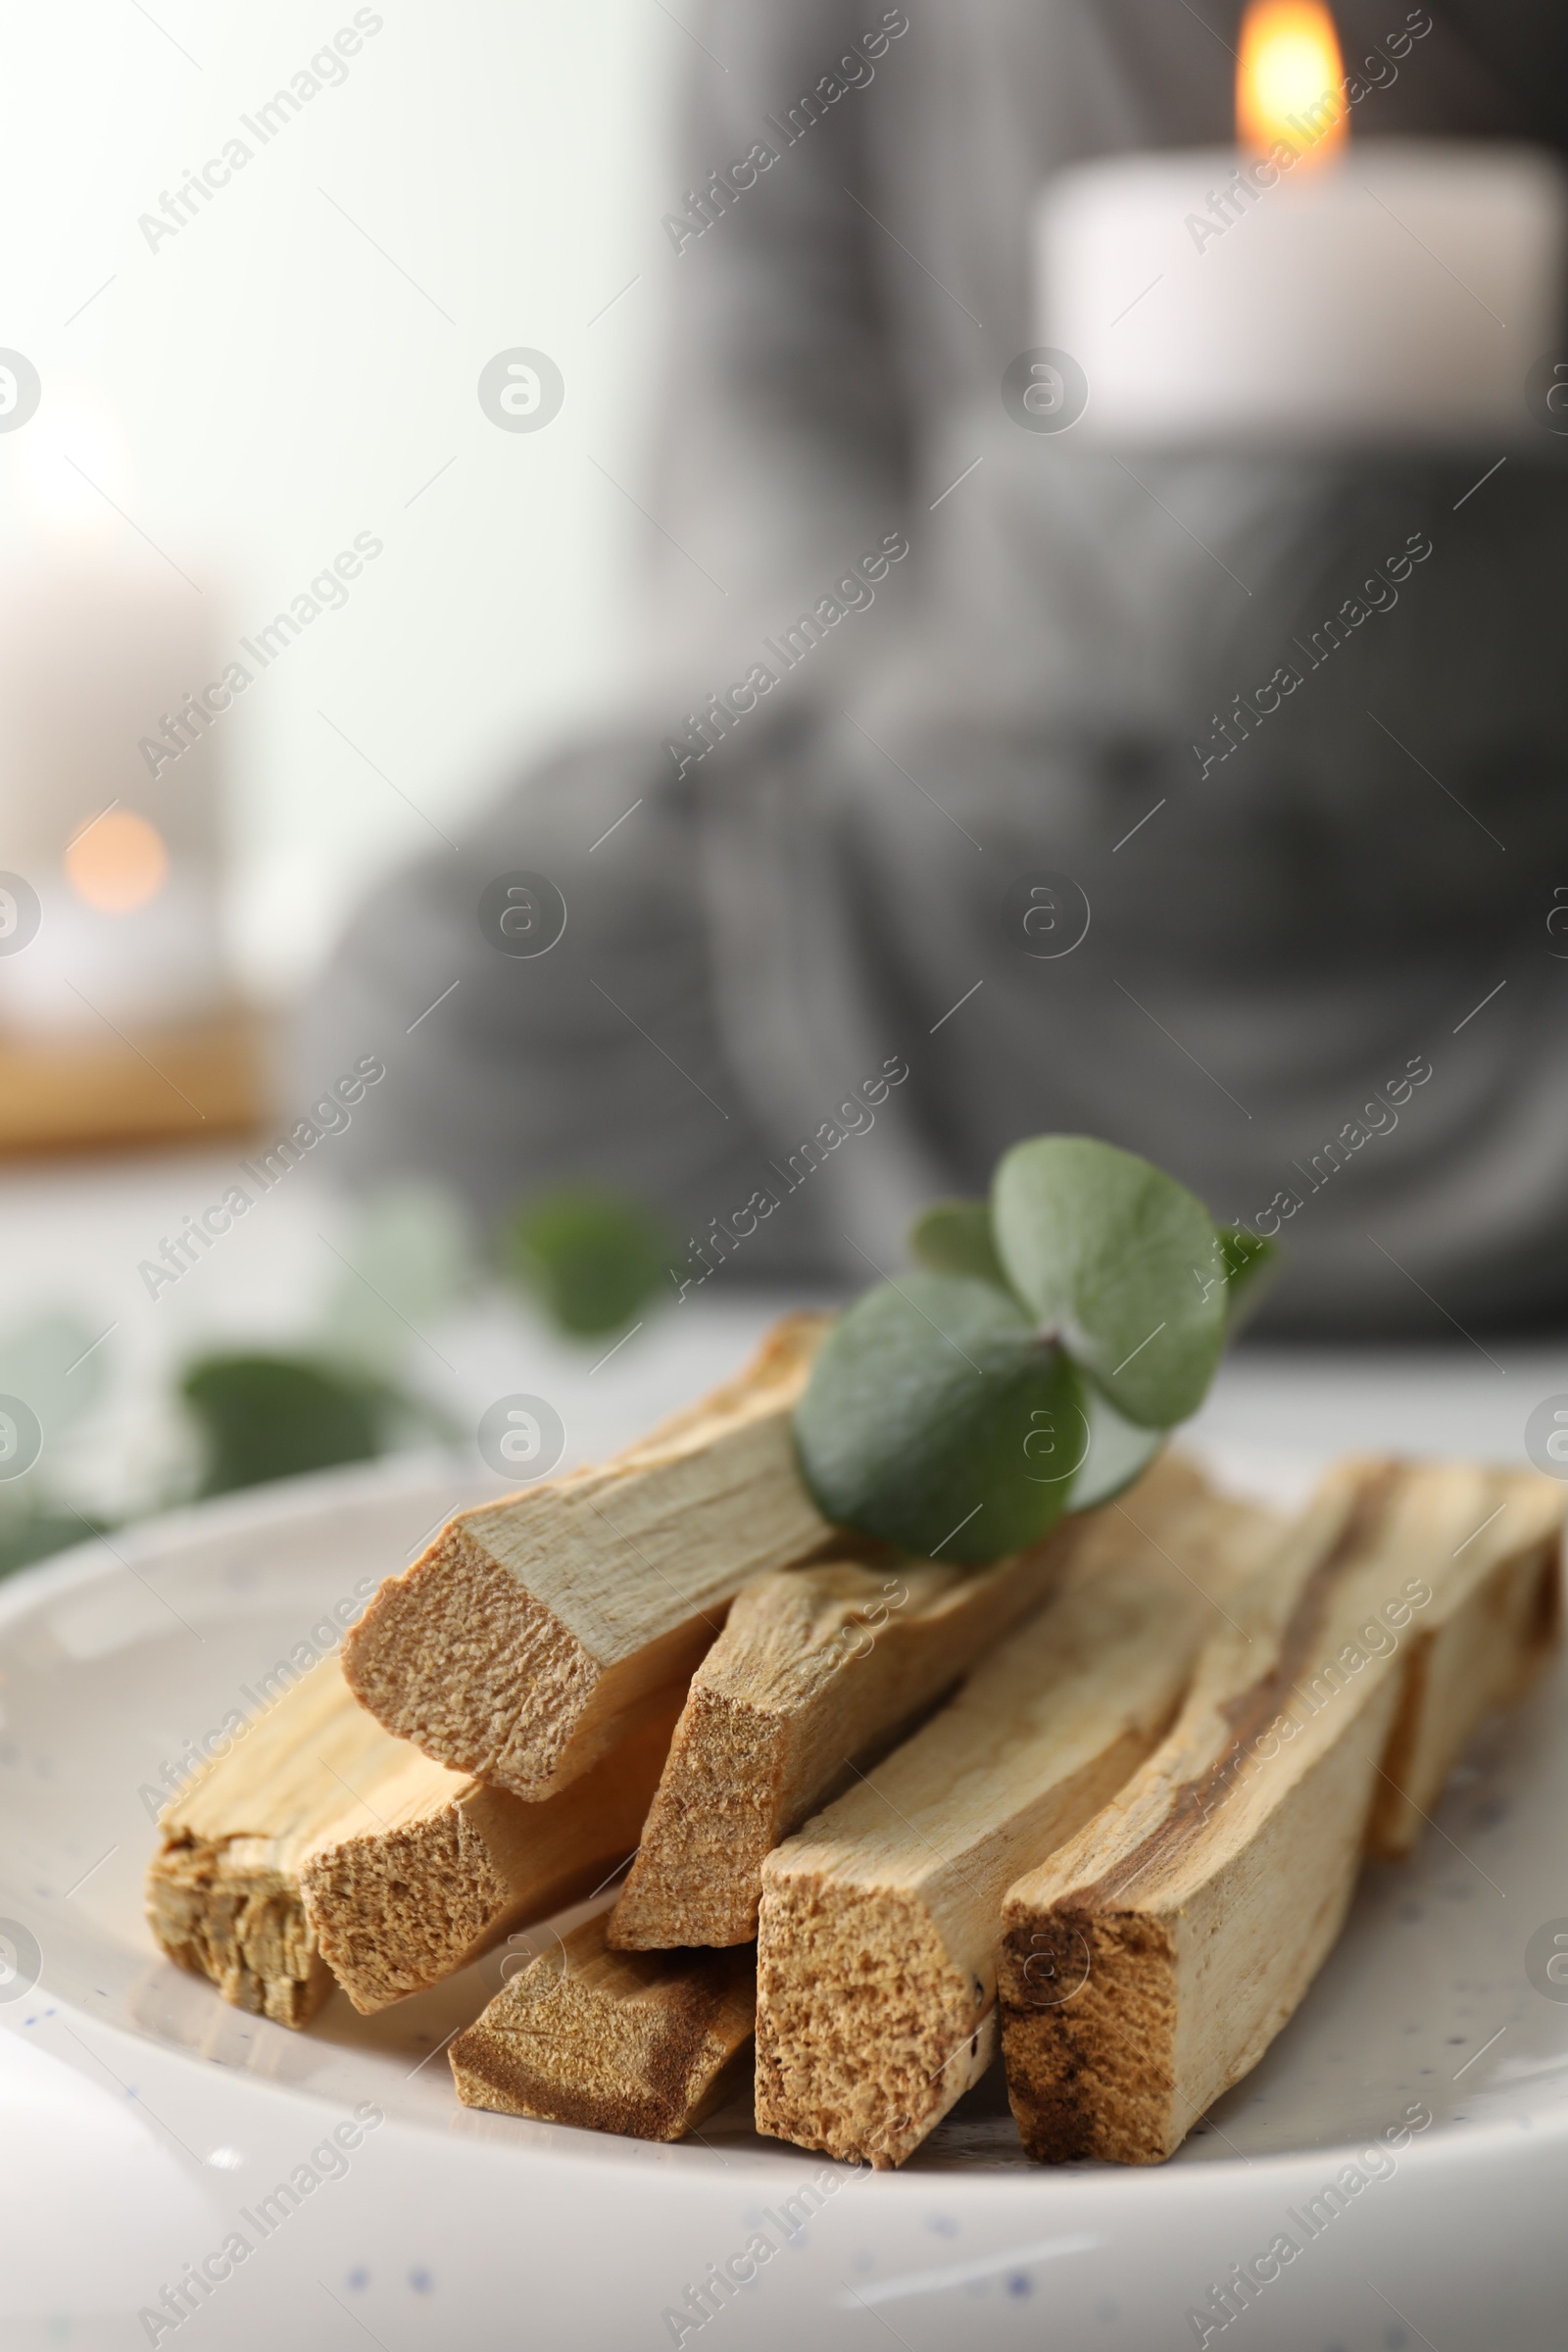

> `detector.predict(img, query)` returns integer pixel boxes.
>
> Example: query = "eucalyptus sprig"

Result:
[793,1136,1274,1565]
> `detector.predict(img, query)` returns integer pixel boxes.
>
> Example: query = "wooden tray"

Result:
[0,1012,266,1155]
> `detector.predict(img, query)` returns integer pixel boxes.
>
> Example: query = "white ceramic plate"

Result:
[3,1453,1567,2351]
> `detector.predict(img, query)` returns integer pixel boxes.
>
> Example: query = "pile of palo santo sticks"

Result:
[147,1315,1564,2167]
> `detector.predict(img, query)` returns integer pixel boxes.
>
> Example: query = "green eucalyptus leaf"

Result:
[793,1271,1080,1564]
[1215,1226,1278,1331]
[993,1137,1226,1430]
[181,1352,389,1497]
[1067,1387,1167,1511]
[0,1496,109,1581]
[503,1187,676,1338]
[907,1200,1011,1290]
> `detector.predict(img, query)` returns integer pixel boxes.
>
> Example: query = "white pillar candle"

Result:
[1038,141,1568,447]
[0,551,230,1035]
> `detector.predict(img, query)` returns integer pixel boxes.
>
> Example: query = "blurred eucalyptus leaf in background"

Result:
[179,1351,395,1497]
[316,1181,476,1376]
[0,1308,110,1431]
[0,1310,114,1577]
[501,1186,675,1338]
[0,1176,683,1577]
[180,1185,475,1496]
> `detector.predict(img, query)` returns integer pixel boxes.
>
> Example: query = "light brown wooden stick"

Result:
[607,1552,1056,1950]
[147,1656,675,2024]
[342,1315,835,1800]
[752,1483,1283,2168]
[449,1907,756,2141]
[998,1459,1563,2167]
[608,1452,1220,1950]
[1368,1476,1562,1855]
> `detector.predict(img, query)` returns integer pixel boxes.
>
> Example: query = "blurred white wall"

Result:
[0,0,680,999]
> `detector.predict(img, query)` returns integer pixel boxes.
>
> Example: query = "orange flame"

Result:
[1237,0,1348,166]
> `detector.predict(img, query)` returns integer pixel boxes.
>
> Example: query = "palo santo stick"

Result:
[450,1906,755,2141]
[609,1451,1221,1950]
[999,1459,1564,2166]
[343,1315,835,1800]
[148,1655,675,2025]
[1369,1475,1562,1856]
[752,1483,1284,2168]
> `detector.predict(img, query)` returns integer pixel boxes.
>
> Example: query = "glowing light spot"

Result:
[65,808,169,911]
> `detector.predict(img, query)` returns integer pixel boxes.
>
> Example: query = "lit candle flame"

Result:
[1237,0,1348,167]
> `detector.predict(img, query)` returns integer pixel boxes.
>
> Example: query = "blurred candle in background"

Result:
[1038,0,1568,447]
[0,386,259,1150]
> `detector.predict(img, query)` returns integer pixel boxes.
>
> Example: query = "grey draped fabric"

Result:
[298,0,1568,1333]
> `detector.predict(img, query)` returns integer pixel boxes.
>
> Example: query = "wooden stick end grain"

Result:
[450,1910,756,2142]
[997,1906,1178,2165]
